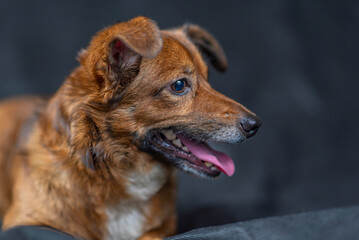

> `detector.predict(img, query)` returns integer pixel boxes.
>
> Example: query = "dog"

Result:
[0,16,261,240]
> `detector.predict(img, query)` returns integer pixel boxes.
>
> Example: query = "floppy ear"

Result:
[72,17,162,170]
[84,16,163,88]
[184,24,228,72]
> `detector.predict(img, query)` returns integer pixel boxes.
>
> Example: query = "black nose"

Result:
[239,115,262,138]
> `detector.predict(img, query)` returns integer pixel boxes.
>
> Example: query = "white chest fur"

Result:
[105,163,168,240]
[105,200,146,240]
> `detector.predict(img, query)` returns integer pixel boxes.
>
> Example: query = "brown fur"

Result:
[0,16,257,239]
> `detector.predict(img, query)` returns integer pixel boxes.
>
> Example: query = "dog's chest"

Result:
[105,163,167,240]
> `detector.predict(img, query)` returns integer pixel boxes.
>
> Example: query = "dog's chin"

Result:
[140,128,236,178]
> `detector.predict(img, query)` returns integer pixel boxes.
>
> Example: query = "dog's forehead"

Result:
[155,30,208,79]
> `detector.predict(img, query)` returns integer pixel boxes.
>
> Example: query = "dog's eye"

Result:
[171,79,187,94]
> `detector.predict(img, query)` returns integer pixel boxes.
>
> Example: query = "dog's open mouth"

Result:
[147,129,235,178]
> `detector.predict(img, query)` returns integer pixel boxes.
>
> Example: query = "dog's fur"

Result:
[0,17,259,240]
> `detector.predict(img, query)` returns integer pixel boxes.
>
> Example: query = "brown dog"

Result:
[0,17,261,240]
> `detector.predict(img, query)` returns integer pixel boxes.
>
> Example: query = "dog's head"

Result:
[69,16,261,178]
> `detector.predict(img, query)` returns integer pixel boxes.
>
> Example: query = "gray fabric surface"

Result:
[2,206,358,240]
[0,225,77,240]
[165,206,359,240]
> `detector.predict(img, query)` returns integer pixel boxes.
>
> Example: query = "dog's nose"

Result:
[239,115,261,138]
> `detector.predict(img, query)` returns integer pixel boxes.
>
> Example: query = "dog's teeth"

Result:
[204,162,214,168]
[210,166,218,171]
[162,129,176,140]
[172,139,183,148]
[182,146,189,152]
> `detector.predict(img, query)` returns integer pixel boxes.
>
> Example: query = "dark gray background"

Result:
[0,0,358,233]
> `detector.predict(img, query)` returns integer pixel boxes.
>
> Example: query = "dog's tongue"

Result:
[177,135,235,176]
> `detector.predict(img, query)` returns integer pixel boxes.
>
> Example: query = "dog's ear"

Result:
[184,24,228,72]
[85,16,163,87]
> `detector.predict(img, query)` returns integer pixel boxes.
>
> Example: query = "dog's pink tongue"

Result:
[177,135,235,176]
